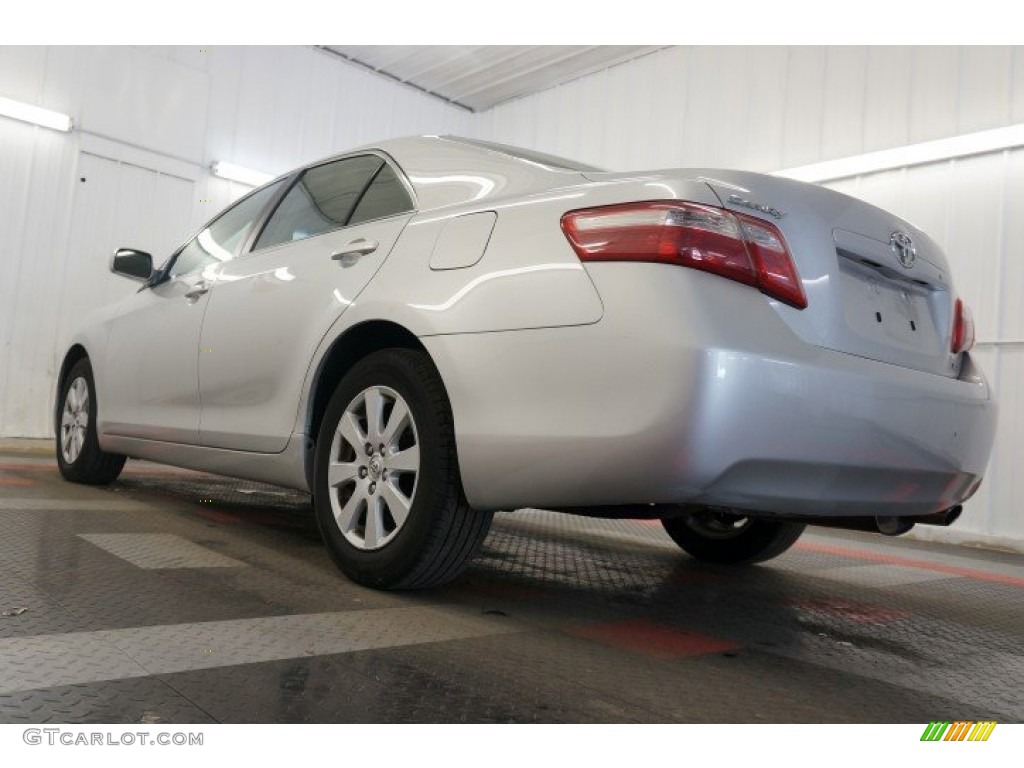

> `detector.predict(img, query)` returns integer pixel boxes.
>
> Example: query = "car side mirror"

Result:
[111,248,154,282]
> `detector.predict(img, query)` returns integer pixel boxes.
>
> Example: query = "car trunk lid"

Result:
[583,169,960,379]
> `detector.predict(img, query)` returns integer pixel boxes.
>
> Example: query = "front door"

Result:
[198,155,415,452]
[102,180,284,443]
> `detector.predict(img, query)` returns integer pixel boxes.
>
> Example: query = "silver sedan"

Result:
[55,136,997,588]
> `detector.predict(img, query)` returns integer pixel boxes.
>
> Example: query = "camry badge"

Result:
[891,230,916,269]
[727,194,785,220]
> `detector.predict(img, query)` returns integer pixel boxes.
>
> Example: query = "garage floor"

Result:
[1,449,1022,724]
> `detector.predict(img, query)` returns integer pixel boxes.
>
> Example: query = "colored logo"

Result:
[921,721,997,741]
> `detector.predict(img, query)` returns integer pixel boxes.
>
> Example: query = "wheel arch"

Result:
[302,320,435,488]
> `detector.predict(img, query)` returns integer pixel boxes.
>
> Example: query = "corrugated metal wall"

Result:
[0,45,472,439]
[1,45,1020,548]
[476,46,1023,550]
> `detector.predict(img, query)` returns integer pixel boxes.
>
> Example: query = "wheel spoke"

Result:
[337,411,366,452]
[334,488,363,533]
[73,379,86,409]
[61,409,74,428]
[380,481,411,528]
[388,445,419,473]
[380,398,410,451]
[328,461,360,487]
[364,388,385,442]
[363,496,383,549]
[62,429,73,456]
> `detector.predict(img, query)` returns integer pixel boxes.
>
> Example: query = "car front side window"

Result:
[167,179,284,279]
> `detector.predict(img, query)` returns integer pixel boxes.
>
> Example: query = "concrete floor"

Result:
[1,448,1022,724]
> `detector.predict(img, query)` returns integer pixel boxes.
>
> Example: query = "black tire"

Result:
[313,348,492,590]
[661,508,804,565]
[55,358,126,485]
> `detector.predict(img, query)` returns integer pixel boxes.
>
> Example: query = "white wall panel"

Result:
[909,47,959,143]
[987,348,1024,541]
[999,149,1024,341]
[741,46,788,171]
[821,47,867,160]
[781,47,826,168]
[80,47,210,163]
[1013,47,1024,124]
[0,46,47,103]
[958,46,1012,134]
[864,47,912,152]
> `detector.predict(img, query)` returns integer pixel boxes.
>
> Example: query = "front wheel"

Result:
[661,507,804,565]
[313,348,492,590]
[56,358,126,484]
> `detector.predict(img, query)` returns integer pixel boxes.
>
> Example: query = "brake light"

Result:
[951,298,975,354]
[560,201,807,309]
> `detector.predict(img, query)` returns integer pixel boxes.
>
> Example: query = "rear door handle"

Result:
[331,238,379,261]
[184,281,211,301]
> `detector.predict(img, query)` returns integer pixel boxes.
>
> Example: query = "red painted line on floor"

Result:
[784,596,911,623]
[195,508,245,525]
[0,462,56,472]
[795,540,1024,588]
[0,461,203,478]
[568,618,740,660]
[0,476,38,487]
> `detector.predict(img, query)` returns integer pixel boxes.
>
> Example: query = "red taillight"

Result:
[951,298,975,354]
[560,201,807,309]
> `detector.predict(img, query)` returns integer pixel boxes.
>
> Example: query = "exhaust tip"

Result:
[916,505,964,527]
[875,516,915,536]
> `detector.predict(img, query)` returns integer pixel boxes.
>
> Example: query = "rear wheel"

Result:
[313,348,492,589]
[661,507,804,564]
[56,358,126,485]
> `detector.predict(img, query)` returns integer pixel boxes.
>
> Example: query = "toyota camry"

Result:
[55,136,998,589]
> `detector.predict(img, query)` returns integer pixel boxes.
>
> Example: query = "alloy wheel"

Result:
[60,376,89,464]
[327,385,419,550]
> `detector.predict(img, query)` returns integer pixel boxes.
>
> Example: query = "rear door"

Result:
[197,154,415,452]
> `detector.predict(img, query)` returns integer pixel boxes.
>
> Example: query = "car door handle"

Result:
[184,281,211,301]
[331,239,379,261]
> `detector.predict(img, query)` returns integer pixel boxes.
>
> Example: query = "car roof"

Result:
[307,135,593,211]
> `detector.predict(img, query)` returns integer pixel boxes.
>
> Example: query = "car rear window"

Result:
[253,156,383,251]
[348,163,414,226]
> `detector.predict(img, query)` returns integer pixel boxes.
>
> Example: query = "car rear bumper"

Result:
[424,263,996,517]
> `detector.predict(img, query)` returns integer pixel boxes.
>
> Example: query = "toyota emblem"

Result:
[890,230,916,269]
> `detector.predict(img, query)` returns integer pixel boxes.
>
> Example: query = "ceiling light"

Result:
[0,95,73,132]
[211,161,273,187]
[775,123,1024,183]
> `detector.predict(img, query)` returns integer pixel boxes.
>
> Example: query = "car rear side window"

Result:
[348,163,414,226]
[168,179,283,279]
[253,155,384,251]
